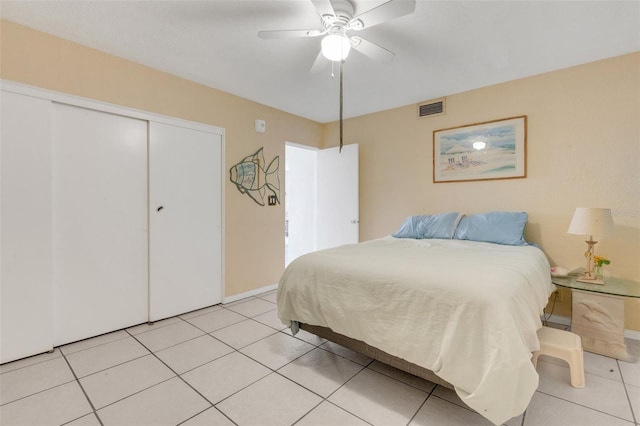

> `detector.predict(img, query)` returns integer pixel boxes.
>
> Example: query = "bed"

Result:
[277,212,555,425]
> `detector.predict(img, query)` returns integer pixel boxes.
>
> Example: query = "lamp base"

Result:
[576,275,605,285]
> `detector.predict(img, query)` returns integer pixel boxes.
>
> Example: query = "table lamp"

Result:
[567,207,614,284]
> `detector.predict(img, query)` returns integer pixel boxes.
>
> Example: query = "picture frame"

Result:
[433,115,527,183]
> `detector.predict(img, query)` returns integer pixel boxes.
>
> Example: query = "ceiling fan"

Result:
[258,0,416,151]
[258,0,416,72]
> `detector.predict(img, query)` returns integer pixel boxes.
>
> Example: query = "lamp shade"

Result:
[567,208,614,237]
[321,34,351,61]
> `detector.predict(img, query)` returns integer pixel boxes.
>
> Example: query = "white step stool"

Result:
[532,326,585,388]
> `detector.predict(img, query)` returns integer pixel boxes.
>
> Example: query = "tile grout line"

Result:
[536,388,635,423]
[8,303,629,425]
[175,405,238,426]
[60,351,105,426]
[180,304,279,336]
[617,359,638,425]
[405,382,438,426]
[58,331,130,357]
[124,327,239,426]
[0,349,63,376]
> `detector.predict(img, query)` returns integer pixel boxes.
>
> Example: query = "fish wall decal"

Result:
[230,147,280,206]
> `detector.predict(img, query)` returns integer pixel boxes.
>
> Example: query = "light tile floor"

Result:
[1,290,639,426]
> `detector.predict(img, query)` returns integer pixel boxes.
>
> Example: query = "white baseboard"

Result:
[542,314,640,341]
[627,329,640,341]
[223,283,278,304]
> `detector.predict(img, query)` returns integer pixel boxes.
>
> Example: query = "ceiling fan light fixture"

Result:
[321,34,351,61]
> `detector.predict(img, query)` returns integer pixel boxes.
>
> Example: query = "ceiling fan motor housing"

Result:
[322,0,355,28]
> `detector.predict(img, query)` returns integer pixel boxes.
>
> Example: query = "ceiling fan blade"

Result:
[310,50,329,73]
[258,29,322,39]
[311,0,335,19]
[350,36,395,63]
[349,0,416,30]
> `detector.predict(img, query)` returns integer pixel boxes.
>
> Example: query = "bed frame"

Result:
[300,323,454,390]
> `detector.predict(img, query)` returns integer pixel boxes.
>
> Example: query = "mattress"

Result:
[277,236,554,425]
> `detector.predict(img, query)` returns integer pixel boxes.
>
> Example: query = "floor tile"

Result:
[80,354,175,409]
[278,348,363,397]
[224,298,277,317]
[66,412,102,425]
[221,296,256,307]
[210,319,277,349]
[182,351,271,404]
[409,396,494,425]
[432,385,469,410]
[216,372,322,426]
[66,336,149,377]
[626,384,639,421]
[368,360,437,393]
[3,292,636,426]
[329,368,428,426]
[134,320,204,352]
[320,341,373,366]
[619,357,640,387]
[523,391,633,425]
[179,304,222,320]
[240,332,315,370]
[97,377,209,425]
[0,381,92,425]
[296,401,370,426]
[181,407,235,425]
[252,308,288,330]
[0,348,62,374]
[155,334,233,374]
[184,308,246,333]
[126,316,181,335]
[61,330,129,355]
[536,359,634,421]
[0,356,75,405]
[287,328,327,346]
[256,290,278,304]
[583,351,623,382]
[505,412,524,426]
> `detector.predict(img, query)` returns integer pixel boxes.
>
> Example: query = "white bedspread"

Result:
[277,237,554,425]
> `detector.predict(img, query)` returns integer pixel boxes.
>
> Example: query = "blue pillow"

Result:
[453,211,528,246]
[393,212,462,239]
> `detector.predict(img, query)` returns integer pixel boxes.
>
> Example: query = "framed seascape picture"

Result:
[433,116,527,183]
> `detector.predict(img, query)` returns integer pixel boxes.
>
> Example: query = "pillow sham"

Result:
[393,212,462,239]
[453,211,528,246]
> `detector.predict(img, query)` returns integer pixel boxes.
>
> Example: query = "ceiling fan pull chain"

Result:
[339,59,344,153]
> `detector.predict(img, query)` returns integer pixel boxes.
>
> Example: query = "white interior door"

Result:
[1,91,53,363]
[52,103,148,346]
[316,143,359,250]
[149,122,222,321]
[285,144,317,266]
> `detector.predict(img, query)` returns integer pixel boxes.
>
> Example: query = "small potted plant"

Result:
[593,256,610,279]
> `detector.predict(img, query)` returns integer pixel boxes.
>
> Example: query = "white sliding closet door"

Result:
[149,122,222,321]
[52,103,148,346]
[1,91,53,363]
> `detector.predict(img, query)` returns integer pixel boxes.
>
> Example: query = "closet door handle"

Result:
[156,206,164,212]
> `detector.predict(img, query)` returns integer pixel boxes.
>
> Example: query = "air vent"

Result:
[417,99,445,118]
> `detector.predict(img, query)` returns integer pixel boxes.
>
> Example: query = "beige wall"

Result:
[324,52,640,330]
[0,20,323,297]
[3,20,639,330]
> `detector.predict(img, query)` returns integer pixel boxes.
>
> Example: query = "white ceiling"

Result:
[1,1,639,123]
